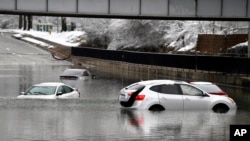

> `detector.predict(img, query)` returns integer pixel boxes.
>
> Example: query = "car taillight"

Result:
[135,94,145,101]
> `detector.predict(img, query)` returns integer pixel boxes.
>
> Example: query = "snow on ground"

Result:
[230,41,248,49]
[11,30,87,47]
[1,24,248,53]
[22,37,54,48]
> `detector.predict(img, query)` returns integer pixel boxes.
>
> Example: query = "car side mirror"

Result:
[20,92,25,95]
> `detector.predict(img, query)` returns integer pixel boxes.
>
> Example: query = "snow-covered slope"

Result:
[0,15,248,52]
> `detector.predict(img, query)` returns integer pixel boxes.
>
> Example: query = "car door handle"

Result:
[185,98,191,101]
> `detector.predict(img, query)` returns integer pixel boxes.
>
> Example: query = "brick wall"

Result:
[196,34,248,54]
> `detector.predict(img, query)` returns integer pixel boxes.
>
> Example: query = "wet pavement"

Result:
[0,34,250,141]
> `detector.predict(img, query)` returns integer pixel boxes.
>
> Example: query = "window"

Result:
[150,84,180,95]
[63,86,73,93]
[150,85,161,92]
[27,86,57,95]
[57,85,73,95]
[126,83,145,91]
[161,85,179,94]
[57,86,64,94]
[83,71,90,76]
[180,84,203,96]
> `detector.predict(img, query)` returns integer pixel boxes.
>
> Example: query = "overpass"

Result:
[0,0,250,21]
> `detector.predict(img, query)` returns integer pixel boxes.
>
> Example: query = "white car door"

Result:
[179,84,211,110]
[150,84,183,110]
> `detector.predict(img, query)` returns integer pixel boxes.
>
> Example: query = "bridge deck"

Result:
[0,0,249,21]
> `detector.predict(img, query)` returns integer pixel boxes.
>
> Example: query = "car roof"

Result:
[190,81,213,85]
[61,69,89,76]
[137,80,188,85]
[34,82,65,87]
[63,68,88,72]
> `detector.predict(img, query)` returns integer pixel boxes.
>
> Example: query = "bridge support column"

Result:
[23,15,27,30]
[27,15,33,30]
[248,22,250,58]
[18,15,23,29]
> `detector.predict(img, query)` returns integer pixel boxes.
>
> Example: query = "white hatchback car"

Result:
[17,82,80,99]
[118,80,237,113]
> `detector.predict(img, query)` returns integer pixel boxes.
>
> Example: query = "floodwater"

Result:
[0,64,250,141]
[0,34,250,141]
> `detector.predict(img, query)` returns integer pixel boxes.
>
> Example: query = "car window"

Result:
[27,86,56,95]
[57,86,65,94]
[83,71,90,76]
[180,84,203,96]
[126,83,145,91]
[57,86,73,95]
[150,85,161,92]
[150,84,180,95]
[63,86,73,93]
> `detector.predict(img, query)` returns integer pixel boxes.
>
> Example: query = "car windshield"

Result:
[193,84,222,92]
[26,86,57,95]
[62,70,84,76]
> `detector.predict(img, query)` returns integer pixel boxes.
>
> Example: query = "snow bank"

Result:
[12,30,87,47]
[230,41,248,49]
[22,37,54,48]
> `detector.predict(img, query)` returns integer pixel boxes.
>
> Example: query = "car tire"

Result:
[149,105,165,111]
[212,104,229,113]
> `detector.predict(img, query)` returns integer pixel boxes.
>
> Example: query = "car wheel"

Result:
[212,104,229,113]
[149,105,165,111]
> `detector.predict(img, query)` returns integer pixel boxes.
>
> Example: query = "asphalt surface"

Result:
[0,34,71,65]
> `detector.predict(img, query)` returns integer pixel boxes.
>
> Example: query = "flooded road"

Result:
[1,34,250,141]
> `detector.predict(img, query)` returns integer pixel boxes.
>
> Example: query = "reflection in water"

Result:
[119,109,237,141]
[0,99,238,141]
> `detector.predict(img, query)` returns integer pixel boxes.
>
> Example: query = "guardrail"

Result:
[72,47,250,75]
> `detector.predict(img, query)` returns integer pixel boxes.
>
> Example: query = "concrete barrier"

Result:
[72,56,250,87]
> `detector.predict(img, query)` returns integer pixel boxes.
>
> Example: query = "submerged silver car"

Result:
[60,69,92,80]
[118,80,237,113]
[17,82,80,99]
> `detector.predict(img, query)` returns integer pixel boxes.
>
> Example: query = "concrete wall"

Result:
[72,56,250,87]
